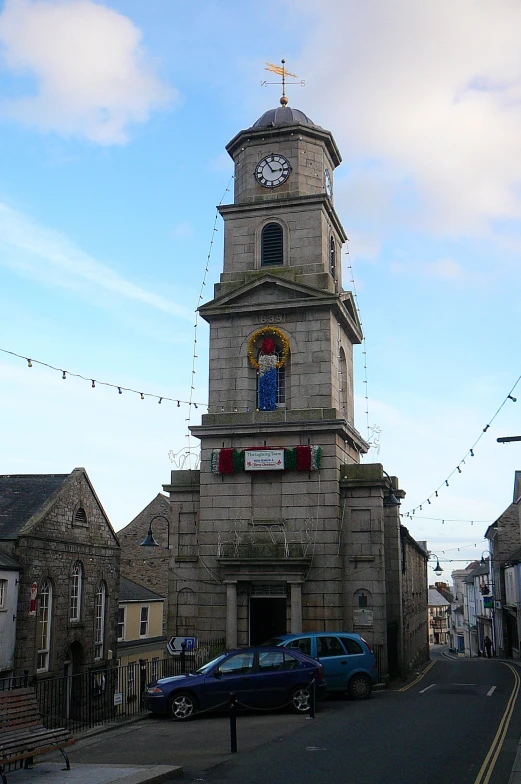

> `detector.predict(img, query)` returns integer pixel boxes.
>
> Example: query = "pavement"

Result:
[3,716,183,784]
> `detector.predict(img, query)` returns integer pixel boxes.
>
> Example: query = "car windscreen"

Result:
[196,653,228,674]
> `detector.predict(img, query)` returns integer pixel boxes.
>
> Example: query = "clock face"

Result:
[324,167,333,198]
[255,154,291,188]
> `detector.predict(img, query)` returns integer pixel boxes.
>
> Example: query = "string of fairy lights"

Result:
[0,178,237,417]
[402,374,520,518]
[345,242,375,447]
[184,175,234,447]
[0,346,208,410]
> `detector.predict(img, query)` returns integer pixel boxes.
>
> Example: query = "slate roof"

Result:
[0,474,69,539]
[120,576,165,603]
[464,561,489,583]
[428,588,451,607]
[0,550,21,569]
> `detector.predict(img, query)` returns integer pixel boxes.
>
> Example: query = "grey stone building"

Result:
[117,493,170,636]
[163,100,428,680]
[0,468,120,678]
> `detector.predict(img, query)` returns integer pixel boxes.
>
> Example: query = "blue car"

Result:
[144,646,326,720]
[264,632,378,699]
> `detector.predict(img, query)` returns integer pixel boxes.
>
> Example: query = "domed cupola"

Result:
[252,105,317,129]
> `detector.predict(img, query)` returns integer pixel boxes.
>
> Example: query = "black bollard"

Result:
[307,674,316,720]
[180,642,186,674]
[229,692,237,753]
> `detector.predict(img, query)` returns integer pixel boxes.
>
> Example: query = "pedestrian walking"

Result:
[484,636,493,658]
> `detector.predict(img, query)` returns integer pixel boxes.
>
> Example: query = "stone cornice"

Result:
[218,194,347,243]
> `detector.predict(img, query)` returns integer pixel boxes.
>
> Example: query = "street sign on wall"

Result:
[167,636,198,655]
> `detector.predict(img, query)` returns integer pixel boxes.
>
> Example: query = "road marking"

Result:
[453,683,475,686]
[487,686,496,697]
[474,663,520,784]
[398,659,436,691]
[419,684,436,694]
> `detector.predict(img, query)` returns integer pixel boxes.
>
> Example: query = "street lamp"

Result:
[383,471,401,507]
[429,554,443,576]
[140,515,170,549]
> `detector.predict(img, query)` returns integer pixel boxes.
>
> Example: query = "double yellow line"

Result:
[474,662,520,784]
[397,660,436,692]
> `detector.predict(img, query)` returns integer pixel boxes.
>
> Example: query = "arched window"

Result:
[70,561,83,622]
[339,347,347,418]
[330,236,336,278]
[37,579,52,672]
[74,507,87,525]
[94,582,106,660]
[261,223,283,266]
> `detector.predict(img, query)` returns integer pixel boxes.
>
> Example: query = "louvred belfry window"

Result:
[261,223,283,266]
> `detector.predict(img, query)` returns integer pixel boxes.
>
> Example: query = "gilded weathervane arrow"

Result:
[262,59,305,106]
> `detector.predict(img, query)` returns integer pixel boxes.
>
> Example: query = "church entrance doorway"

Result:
[249,597,287,645]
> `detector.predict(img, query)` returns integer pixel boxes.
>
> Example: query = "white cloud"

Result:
[0,201,194,320]
[291,0,521,235]
[0,0,175,144]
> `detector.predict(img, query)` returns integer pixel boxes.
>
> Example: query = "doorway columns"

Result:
[224,580,238,648]
[289,581,303,633]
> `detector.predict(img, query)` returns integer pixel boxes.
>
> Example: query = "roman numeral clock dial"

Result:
[255,153,291,188]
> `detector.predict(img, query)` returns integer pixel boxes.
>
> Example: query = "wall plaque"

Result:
[353,608,373,626]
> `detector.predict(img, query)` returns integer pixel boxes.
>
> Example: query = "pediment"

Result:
[199,275,363,343]
[200,274,330,313]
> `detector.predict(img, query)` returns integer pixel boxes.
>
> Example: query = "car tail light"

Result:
[317,666,324,681]
[361,637,373,654]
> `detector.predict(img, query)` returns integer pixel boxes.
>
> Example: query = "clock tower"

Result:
[164,98,416,683]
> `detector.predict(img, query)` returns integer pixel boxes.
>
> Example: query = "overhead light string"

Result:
[185,175,235,465]
[0,347,207,409]
[345,241,380,451]
[403,373,521,517]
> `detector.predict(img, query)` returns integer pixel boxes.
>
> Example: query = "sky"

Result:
[1,0,520,585]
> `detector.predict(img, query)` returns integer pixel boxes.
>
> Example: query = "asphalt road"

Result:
[68,652,521,784]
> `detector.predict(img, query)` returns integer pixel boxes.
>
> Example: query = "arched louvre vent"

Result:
[261,223,283,266]
[74,507,87,524]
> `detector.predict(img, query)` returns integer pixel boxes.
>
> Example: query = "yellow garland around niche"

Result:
[248,326,290,370]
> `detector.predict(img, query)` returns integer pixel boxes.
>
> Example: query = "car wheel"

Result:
[168,691,197,720]
[348,674,372,700]
[289,685,311,714]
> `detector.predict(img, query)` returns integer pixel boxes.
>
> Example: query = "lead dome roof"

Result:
[252,106,317,129]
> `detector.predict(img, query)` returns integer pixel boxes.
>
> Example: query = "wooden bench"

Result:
[0,687,74,784]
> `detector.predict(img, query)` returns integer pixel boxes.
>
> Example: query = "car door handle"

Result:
[340,660,348,665]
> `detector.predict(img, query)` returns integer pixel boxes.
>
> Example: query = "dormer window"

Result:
[261,223,283,266]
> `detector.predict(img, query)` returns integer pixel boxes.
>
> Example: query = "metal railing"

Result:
[0,638,226,734]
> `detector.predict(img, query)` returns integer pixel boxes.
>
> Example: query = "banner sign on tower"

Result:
[245,449,285,471]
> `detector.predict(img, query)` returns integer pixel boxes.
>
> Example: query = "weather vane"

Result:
[262,59,305,106]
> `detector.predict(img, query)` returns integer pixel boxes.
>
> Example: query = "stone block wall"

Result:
[400,527,429,676]
[118,493,171,634]
[10,470,120,677]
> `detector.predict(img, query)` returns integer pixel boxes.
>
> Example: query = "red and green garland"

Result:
[210,445,322,474]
